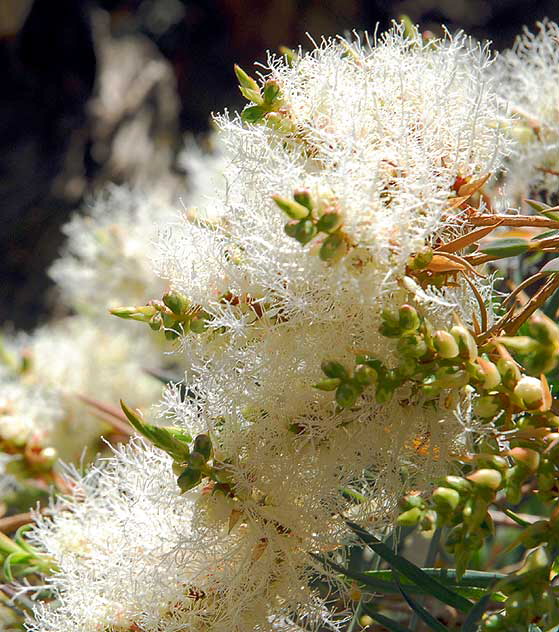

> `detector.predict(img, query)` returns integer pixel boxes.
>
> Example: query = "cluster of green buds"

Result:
[121,402,233,495]
[111,290,210,340]
[497,312,559,375]
[483,547,559,630]
[315,304,558,420]
[235,64,289,128]
[273,190,350,263]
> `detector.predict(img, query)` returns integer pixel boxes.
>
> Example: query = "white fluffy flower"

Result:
[49,186,174,315]
[27,24,510,632]
[495,19,559,200]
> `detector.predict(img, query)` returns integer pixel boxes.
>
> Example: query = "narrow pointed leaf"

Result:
[397,581,450,632]
[480,238,530,258]
[361,603,413,632]
[346,521,472,613]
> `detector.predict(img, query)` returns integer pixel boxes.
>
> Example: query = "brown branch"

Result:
[0,510,49,534]
[467,214,559,229]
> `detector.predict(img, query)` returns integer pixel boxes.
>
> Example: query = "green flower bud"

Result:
[409,249,433,270]
[263,79,281,105]
[316,211,343,234]
[149,312,163,331]
[432,486,460,512]
[234,64,259,92]
[467,468,502,491]
[528,313,559,346]
[442,475,472,494]
[433,330,459,359]
[398,305,420,332]
[110,305,157,322]
[295,219,318,244]
[514,376,544,410]
[313,377,342,391]
[188,451,207,469]
[321,360,349,380]
[397,507,423,526]
[509,447,541,472]
[435,367,469,388]
[477,358,501,390]
[336,382,361,408]
[162,291,190,315]
[497,336,540,354]
[473,395,501,419]
[293,189,313,211]
[284,221,299,238]
[497,358,521,388]
[379,309,402,338]
[193,434,212,461]
[400,495,425,510]
[450,325,478,361]
[177,467,203,493]
[190,316,208,334]
[353,364,377,386]
[397,334,428,358]
[319,232,347,262]
[272,194,310,220]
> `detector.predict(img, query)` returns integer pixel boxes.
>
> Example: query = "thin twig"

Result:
[462,274,488,332]
[77,394,132,436]
[502,271,550,307]
[0,510,49,534]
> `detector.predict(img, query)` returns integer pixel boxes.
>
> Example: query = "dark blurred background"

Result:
[1,0,558,330]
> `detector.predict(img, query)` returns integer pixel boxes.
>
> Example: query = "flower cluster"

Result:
[19,23,519,632]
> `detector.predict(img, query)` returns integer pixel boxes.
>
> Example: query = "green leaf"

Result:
[346,521,472,613]
[3,551,32,582]
[397,582,450,632]
[526,198,559,220]
[241,105,266,124]
[177,466,203,492]
[480,238,531,258]
[461,594,492,632]
[121,400,191,462]
[532,229,559,240]
[239,86,263,104]
[234,64,259,91]
[361,603,413,632]
[539,258,559,275]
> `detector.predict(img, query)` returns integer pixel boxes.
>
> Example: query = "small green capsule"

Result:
[433,330,459,359]
[263,79,281,105]
[409,249,433,270]
[188,451,207,470]
[272,194,309,220]
[398,305,420,332]
[193,434,212,461]
[316,211,343,234]
[284,221,299,238]
[442,476,472,494]
[353,364,377,386]
[177,467,203,493]
[450,325,478,361]
[432,486,461,512]
[162,290,190,315]
[295,219,318,244]
[319,232,347,262]
[190,316,207,334]
[321,360,349,380]
[293,189,313,211]
[336,382,361,408]
[397,507,423,526]
[149,312,163,331]
[313,378,342,391]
